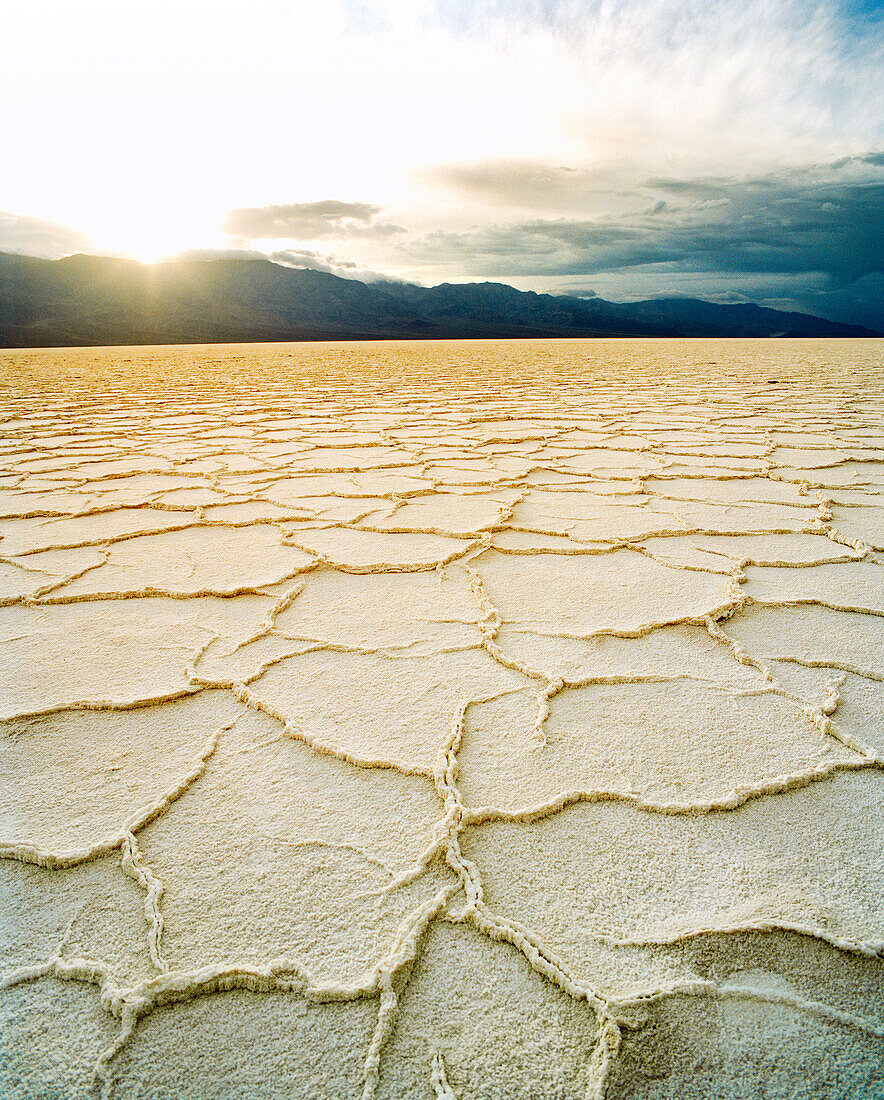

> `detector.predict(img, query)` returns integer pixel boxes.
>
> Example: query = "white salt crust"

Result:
[1,338,882,1099]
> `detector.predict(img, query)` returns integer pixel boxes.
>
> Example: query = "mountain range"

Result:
[0,251,879,347]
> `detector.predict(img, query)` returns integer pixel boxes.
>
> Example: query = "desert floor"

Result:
[1,339,882,1099]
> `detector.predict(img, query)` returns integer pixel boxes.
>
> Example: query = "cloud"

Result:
[222,200,405,242]
[0,211,93,258]
[431,0,884,163]
[418,160,641,216]
[402,155,884,287]
[268,247,359,273]
[268,247,403,283]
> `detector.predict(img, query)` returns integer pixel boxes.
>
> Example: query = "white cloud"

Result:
[0,212,92,258]
[223,201,404,241]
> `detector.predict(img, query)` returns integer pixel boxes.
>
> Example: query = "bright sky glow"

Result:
[1,0,881,324]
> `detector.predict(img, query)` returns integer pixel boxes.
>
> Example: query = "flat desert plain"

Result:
[1,338,882,1099]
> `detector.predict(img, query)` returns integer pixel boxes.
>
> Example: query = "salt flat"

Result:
[0,338,882,1099]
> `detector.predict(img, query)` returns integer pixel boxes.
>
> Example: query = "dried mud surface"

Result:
[1,339,882,1099]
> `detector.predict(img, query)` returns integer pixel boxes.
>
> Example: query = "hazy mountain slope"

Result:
[0,253,878,346]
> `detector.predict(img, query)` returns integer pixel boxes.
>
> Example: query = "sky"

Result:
[2,0,882,328]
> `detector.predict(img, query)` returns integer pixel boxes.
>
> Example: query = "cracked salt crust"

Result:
[0,337,882,1099]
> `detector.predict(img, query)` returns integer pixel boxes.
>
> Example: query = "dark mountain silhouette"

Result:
[0,251,878,347]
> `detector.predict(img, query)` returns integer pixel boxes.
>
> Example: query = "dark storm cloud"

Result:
[222,200,405,242]
[0,212,92,258]
[405,155,884,286]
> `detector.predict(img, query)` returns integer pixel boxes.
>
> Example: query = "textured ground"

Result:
[1,339,882,1099]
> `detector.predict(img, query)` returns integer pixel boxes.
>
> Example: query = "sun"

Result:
[79,199,225,265]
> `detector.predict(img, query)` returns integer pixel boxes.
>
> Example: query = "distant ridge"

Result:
[0,251,879,347]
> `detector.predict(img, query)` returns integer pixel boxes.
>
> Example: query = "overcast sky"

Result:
[2,0,882,326]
